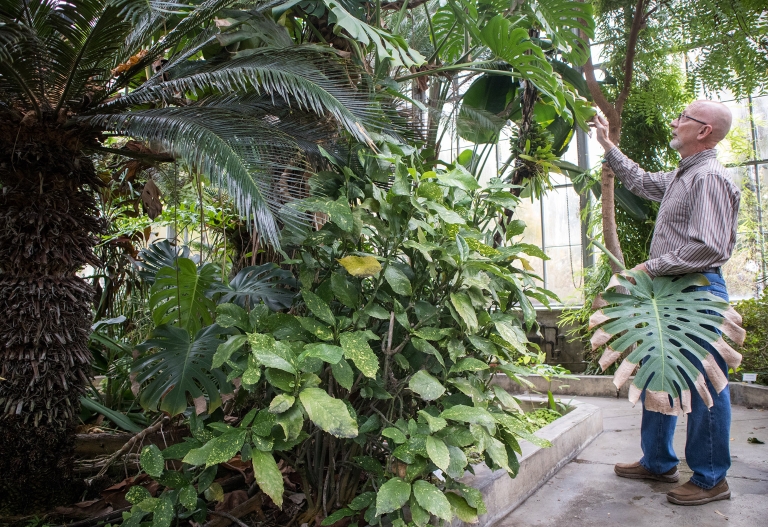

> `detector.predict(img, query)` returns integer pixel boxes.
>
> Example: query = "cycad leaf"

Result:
[133,324,231,416]
[591,271,744,415]
[149,258,218,335]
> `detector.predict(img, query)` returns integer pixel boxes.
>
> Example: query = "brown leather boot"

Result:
[614,461,680,482]
[667,479,731,505]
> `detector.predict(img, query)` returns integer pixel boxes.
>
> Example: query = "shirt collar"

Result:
[678,149,718,174]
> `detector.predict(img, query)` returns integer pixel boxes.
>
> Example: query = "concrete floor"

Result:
[499,397,768,527]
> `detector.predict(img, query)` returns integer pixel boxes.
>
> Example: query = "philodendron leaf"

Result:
[590,271,745,415]
[149,258,217,335]
[412,480,453,522]
[133,325,230,416]
[337,255,382,277]
[408,370,446,401]
[376,477,411,516]
[299,388,358,438]
[251,450,284,508]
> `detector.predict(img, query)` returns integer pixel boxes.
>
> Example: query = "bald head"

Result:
[687,100,732,145]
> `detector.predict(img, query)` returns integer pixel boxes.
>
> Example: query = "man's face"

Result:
[670,106,707,152]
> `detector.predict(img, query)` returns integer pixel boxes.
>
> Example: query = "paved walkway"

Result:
[499,397,768,527]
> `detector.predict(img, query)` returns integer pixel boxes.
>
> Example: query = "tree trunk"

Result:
[599,121,626,273]
[0,122,104,513]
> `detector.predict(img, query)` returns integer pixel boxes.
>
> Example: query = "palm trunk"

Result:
[0,122,104,512]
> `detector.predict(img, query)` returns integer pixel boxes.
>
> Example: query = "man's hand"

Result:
[589,114,616,152]
[631,262,649,274]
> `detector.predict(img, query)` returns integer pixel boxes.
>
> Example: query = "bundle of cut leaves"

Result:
[589,270,745,415]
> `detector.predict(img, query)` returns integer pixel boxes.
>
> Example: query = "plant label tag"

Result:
[742,373,758,383]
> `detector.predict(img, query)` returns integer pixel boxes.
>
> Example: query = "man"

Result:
[591,100,740,506]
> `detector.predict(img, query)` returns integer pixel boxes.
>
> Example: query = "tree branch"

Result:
[615,0,647,114]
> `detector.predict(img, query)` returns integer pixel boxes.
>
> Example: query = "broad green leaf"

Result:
[494,320,528,354]
[301,289,336,326]
[408,370,446,401]
[216,303,249,329]
[204,482,224,502]
[382,427,407,444]
[418,410,447,433]
[363,304,390,319]
[446,445,468,479]
[494,412,551,448]
[249,333,296,374]
[331,358,354,389]
[204,429,247,467]
[331,272,360,308]
[149,259,217,335]
[384,265,412,296]
[299,196,354,231]
[179,485,198,510]
[493,385,523,413]
[349,491,376,511]
[297,317,334,341]
[212,334,247,368]
[426,436,450,471]
[450,293,478,333]
[299,388,358,438]
[412,480,452,522]
[410,495,431,527]
[445,492,478,524]
[340,332,379,378]
[440,405,496,430]
[437,166,481,192]
[140,444,164,478]
[321,508,355,526]
[298,343,344,365]
[251,450,284,508]
[413,327,453,341]
[269,394,295,414]
[151,497,174,527]
[450,357,489,373]
[242,366,261,385]
[134,325,229,416]
[276,403,304,440]
[337,255,382,277]
[484,432,511,472]
[375,477,412,516]
[126,485,152,505]
[411,338,445,367]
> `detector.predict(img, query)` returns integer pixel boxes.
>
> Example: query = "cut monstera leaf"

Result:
[590,271,745,415]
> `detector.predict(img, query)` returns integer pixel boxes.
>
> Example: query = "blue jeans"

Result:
[639,272,731,489]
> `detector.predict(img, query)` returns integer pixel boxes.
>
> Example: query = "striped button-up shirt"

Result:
[604,147,740,277]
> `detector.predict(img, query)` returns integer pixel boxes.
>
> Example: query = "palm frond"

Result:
[95,46,381,144]
[84,105,321,246]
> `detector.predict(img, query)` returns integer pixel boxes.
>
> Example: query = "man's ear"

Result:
[697,124,714,140]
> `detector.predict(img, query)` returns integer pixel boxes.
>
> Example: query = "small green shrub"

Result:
[734,291,768,385]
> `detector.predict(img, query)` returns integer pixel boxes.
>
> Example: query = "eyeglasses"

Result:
[677,112,708,126]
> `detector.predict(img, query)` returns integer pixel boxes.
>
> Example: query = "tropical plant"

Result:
[733,291,768,385]
[121,154,561,526]
[0,0,389,511]
[589,267,746,414]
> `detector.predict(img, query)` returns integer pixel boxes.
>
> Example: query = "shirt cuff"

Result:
[603,146,622,168]
[644,259,660,278]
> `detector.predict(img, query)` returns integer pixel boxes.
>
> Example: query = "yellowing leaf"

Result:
[518,257,534,271]
[337,256,382,277]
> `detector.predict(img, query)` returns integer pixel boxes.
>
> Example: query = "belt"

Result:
[700,267,722,275]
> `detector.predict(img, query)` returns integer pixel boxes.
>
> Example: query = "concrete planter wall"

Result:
[452,396,602,527]
[495,374,768,409]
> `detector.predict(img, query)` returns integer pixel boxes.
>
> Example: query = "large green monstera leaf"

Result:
[590,271,745,415]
